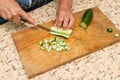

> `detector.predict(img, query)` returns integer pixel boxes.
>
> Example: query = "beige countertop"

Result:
[0,0,120,80]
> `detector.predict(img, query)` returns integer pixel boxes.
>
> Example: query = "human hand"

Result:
[0,0,36,25]
[55,4,75,29]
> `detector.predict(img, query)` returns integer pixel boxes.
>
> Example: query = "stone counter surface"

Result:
[0,0,120,80]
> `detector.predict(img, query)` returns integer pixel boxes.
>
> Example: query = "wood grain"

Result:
[12,7,120,78]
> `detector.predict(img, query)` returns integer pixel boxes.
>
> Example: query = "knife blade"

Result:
[20,17,55,32]
[37,24,51,32]
[21,17,52,32]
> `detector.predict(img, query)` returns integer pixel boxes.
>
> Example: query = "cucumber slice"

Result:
[80,8,93,29]
[115,33,119,38]
[107,28,113,33]
[50,26,72,38]
[39,41,43,46]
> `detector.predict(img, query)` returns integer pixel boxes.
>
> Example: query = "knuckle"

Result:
[11,9,22,16]
[71,17,75,22]
[17,8,23,14]
[7,15,12,19]
[17,8,22,12]
[64,17,69,22]
[11,12,17,16]
[58,18,63,22]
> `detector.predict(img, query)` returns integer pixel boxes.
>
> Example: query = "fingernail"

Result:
[33,22,38,26]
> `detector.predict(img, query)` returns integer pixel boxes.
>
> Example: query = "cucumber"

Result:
[80,8,93,29]
[50,26,72,38]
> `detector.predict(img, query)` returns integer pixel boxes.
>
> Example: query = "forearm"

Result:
[58,0,72,10]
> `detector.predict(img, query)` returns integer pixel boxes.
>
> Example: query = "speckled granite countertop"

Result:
[0,0,120,80]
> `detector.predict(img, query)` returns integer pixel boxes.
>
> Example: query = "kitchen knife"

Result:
[37,24,51,32]
[21,17,52,32]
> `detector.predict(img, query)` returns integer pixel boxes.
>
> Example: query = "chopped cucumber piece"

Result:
[39,41,43,46]
[115,33,119,38]
[39,37,70,52]
[50,26,72,38]
[40,47,44,50]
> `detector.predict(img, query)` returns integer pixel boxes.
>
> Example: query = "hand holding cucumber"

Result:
[55,0,75,29]
[51,8,93,39]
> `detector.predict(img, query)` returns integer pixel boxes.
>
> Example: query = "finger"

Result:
[68,16,75,29]
[0,5,9,20]
[5,7,13,20]
[63,17,69,29]
[19,10,36,25]
[0,7,9,20]
[8,13,21,24]
[54,16,59,26]
[57,17,64,28]
[0,12,7,20]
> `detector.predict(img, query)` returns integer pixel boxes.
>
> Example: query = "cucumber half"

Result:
[50,26,72,38]
[80,8,93,29]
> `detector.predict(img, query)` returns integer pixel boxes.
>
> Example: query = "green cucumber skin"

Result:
[80,8,93,28]
[106,28,113,33]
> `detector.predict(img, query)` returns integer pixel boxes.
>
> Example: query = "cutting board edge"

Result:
[27,52,90,78]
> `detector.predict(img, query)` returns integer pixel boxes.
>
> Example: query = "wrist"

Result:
[58,0,72,11]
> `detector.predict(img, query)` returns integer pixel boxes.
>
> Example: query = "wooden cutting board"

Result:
[12,7,120,78]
